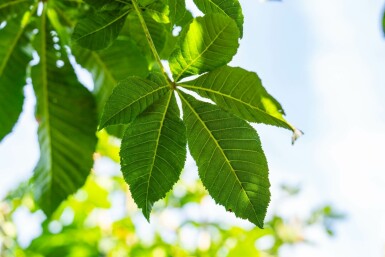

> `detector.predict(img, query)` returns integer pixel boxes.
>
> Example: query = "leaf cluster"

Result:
[0,0,299,227]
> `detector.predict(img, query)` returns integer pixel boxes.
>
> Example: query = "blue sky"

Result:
[233,0,385,256]
[1,0,385,256]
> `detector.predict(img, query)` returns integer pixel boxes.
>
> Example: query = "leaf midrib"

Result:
[180,84,293,130]
[174,18,232,81]
[39,6,54,205]
[145,91,173,216]
[75,9,130,41]
[179,91,260,225]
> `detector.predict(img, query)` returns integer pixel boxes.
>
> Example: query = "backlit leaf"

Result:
[120,91,186,219]
[193,0,244,37]
[0,9,34,141]
[169,14,239,81]
[181,66,294,131]
[179,91,270,227]
[99,77,170,129]
[72,3,131,50]
[31,9,98,216]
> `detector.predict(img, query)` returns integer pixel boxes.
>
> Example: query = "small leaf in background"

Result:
[169,14,240,81]
[181,65,295,131]
[0,11,33,141]
[72,36,149,114]
[120,92,186,220]
[193,0,244,38]
[31,10,98,216]
[125,12,168,60]
[72,3,131,50]
[99,77,170,129]
[179,92,270,228]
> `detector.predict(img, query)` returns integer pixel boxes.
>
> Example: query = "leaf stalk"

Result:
[131,0,173,88]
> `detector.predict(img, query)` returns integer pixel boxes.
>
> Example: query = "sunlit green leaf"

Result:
[31,10,97,216]
[169,14,239,81]
[168,0,192,27]
[144,1,170,24]
[120,91,186,220]
[193,0,244,37]
[181,66,294,131]
[179,92,270,228]
[99,77,170,129]
[72,3,131,50]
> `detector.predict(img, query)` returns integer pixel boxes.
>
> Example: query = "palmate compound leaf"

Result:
[72,2,131,50]
[169,13,240,81]
[120,91,186,220]
[99,77,170,129]
[193,0,244,38]
[178,91,270,228]
[31,9,98,216]
[181,66,295,131]
[0,9,34,141]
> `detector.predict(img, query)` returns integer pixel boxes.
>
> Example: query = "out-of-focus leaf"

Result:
[144,1,170,24]
[0,0,31,19]
[97,130,120,162]
[31,9,98,216]
[125,12,168,60]
[0,11,33,141]
[73,36,149,114]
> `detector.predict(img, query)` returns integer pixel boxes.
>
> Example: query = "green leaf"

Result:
[168,0,192,26]
[181,66,295,131]
[169,14,239,81]
[99,77,170,129]
[193,0,244,38]
[0,0,31,18]
[125,12,168,60]
[120,91,186,220]
[72,3,131,50]
[179,92,270,228]
[72,36,149,113]
[83,0,116,9]
[31,11,98,216]
[0,11,34,141]
[144,1,170,24]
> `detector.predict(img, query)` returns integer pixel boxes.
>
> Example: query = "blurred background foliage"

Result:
[0,132,343,257]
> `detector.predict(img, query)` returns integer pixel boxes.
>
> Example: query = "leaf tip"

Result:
[291,128,304,145]
[142,204,153,222]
